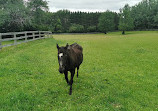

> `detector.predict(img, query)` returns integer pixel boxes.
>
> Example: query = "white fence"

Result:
[0,31,52,50]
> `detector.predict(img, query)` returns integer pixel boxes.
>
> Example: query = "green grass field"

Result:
[0,31,158,111]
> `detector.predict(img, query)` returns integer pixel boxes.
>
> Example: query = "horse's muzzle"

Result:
[59,68,64,74]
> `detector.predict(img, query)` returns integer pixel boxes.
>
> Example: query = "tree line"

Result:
[0,0,158,34]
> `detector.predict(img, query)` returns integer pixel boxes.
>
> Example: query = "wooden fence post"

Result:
[49,32,52,38]
[14,33,17,45]
[25,32,27,42]
[0,33,2,50]
[48,32,50,38]
[39,31,41,39]
[33,32,35,40]
[44,32,47,38]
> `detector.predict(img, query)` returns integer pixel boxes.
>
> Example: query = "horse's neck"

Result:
[67,49,76,66]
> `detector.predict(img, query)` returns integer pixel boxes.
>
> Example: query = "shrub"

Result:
[87,26,97,32]
[69,24,84,33]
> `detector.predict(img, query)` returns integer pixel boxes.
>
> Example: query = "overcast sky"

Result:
[48,0,142,12]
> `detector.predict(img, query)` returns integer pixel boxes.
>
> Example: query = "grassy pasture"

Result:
[0,31,158,111]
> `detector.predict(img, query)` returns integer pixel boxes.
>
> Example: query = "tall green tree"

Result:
[27,0,49,30]
[54,18,62,33]
[131,0,158,29]
[119,4,134,34]
[98,11,116,34]
[0,0,30,32]
[27,0,48,12]
[0,9,7,27]
[154,12,158,28]
[55,10,71,32]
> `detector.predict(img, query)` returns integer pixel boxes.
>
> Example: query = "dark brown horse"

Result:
[56,43,83,95]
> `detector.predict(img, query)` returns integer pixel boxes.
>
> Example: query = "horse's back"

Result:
[70,43,83,66]
[70,43,83,52]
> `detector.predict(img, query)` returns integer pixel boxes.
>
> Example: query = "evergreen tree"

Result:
[55,10,71,32]
[98,11,116,34]
[54,18,62,33]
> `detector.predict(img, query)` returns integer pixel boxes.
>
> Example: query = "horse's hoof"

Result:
[69,91,72,95]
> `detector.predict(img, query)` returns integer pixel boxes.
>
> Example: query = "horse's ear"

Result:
[66,43,69,49]
[56,44,59,49]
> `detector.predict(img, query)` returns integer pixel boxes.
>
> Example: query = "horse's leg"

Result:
[77,66,79,78]
[64,71,69,85]
[69,69,75,95]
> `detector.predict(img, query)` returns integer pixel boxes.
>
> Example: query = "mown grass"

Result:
[0,31,158,111]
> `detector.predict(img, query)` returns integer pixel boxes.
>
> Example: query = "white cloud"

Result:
[47,0,142,12]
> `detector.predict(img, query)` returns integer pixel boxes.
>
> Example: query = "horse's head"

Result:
[56,43,69,74]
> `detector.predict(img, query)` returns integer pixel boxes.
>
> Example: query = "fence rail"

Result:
[0,31,52,50]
